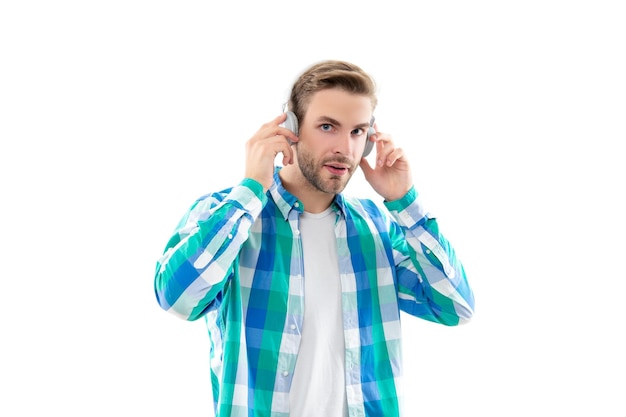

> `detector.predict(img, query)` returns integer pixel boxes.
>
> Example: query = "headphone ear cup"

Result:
[283,111,299,136]
[363,126,375,157]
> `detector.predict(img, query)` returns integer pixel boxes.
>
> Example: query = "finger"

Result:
[281,138,296,164]
[375,139,394,167]
[255,116,299,145]
[282,148,294,165]
[266,134,296,165]
[359,155,374,176]
[276,112,288,123]
[383,148,405,166]
[373,133,399,165]
[273,113,299,144]
[372,131,393,146]
[276,127,299,145]
[259,113,287,131]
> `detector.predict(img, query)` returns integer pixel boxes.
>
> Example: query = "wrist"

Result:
[383,186,412,203]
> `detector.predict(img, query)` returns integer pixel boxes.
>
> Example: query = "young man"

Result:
[154,60,475,417]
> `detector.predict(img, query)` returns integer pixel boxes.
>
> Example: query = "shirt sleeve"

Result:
[384,187,475,325]
[154,178,267,320]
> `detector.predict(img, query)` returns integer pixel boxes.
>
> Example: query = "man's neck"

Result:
[278,165,335,214]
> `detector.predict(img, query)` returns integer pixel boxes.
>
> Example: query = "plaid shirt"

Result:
[155,168,475,417]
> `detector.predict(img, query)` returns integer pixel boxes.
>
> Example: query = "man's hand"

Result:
[245,113,299,191]
[359,126,413,201]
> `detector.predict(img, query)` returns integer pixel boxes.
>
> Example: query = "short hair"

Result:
[288,60,378,123]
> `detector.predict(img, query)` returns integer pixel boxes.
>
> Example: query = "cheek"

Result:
[299,139,324,156]
[351,139,366,156]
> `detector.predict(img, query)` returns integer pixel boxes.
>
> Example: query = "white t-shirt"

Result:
[289,208,348,417]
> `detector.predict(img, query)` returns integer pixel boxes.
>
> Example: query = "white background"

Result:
[1,1,624,415]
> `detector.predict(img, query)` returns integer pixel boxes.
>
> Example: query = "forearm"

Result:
[386,188,475,325]
[154,179,266,320]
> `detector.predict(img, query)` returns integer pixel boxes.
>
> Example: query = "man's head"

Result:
[284,60,378,197]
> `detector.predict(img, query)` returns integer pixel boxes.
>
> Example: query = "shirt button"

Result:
[294,202,300,208]
[290,324,296,330]
[228,234,233,239]
[425,249,431,254]
[282,371,289,377]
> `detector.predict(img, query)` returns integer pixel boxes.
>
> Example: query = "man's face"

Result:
[296,88,373,195]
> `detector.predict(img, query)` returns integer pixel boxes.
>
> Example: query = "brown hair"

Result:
[288,60,378,123]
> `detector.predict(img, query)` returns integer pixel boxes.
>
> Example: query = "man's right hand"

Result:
[245,113,299,192]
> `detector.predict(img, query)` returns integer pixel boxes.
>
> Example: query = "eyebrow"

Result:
[316,116,371,130]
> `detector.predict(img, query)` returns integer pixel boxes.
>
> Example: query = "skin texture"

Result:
[245,88,413,213]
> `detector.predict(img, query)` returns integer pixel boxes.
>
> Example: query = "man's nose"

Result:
[333,131,354,155]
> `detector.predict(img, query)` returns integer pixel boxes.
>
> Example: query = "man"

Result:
[154,60,475,417]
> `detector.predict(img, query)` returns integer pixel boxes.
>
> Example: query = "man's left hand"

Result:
[359,126,413,201]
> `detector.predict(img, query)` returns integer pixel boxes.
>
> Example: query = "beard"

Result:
[296,144,356,195]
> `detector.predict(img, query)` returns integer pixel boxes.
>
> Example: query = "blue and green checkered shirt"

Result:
[155,168,474,417]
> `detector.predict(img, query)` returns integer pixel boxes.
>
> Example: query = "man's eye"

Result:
[321,124,332,132]
[352,128,364,136]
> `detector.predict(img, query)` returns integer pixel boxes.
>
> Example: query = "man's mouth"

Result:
[324,163,350,176]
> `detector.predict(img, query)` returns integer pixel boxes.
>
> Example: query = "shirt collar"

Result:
[269,167,347,220]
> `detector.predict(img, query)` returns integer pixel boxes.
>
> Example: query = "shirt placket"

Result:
[272,204,305,415]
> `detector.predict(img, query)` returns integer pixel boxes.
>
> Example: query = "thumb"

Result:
[359,157,374,179]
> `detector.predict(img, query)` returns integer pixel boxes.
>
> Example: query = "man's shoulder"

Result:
[341,194,389,220]
[195,185,236,204]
